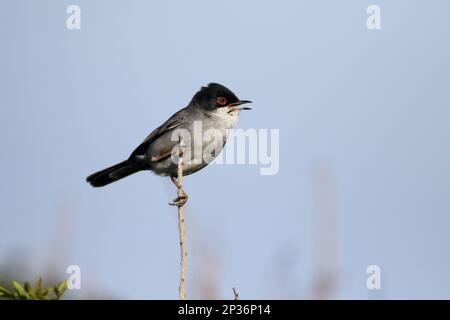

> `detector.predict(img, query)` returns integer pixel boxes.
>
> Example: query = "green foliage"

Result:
[0,278,67,300]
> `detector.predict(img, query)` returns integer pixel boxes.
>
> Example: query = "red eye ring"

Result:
[216,97,227,106]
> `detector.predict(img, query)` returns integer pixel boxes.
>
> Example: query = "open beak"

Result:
[228,100,252,112]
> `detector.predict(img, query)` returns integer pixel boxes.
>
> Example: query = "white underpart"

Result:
[210,107,240,135]
[187,107,239,169]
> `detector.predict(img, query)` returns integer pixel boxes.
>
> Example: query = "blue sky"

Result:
[1,0,449,299]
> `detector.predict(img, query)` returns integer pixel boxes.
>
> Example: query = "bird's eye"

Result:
[216,97,227,106]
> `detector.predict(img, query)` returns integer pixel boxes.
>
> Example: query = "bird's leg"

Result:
[170,175,182,189]
[169,176,188,207]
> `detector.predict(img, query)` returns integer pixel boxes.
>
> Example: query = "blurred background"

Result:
[1,0,449,299]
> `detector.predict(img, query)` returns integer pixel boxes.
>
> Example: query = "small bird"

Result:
[86,83,252,205]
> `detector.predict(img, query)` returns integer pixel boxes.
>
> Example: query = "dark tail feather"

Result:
[86,160,140,187]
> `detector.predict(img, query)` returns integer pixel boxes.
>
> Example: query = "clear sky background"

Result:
[1,0,449,299]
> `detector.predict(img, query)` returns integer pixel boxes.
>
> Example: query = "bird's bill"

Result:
[228,100,252,111]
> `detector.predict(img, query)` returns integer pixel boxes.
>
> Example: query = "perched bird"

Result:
[86,83,252,205]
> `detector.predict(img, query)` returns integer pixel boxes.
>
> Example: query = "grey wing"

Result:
[129,108,186,160]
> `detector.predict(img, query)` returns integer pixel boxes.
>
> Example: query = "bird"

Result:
[86,83,252,206]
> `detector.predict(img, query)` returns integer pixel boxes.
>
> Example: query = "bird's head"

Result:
[190,83,252,113]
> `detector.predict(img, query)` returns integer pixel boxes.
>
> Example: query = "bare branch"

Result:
[174,142,187,299]
[232,287,239,300]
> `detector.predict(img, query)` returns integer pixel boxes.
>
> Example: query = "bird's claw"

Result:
[169,191,188,207]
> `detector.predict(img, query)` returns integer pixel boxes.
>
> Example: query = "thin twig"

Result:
[176,145,187,299]
[232,287,239,300]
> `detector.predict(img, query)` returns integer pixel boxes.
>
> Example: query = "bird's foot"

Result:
[169,190,188,207]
